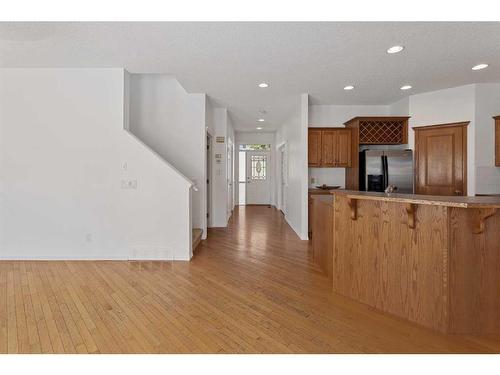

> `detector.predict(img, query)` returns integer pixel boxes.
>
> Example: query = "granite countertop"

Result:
[330,190,500,208]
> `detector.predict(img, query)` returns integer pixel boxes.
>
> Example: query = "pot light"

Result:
[258,82,269,88]
[472,63,488,71]
[400,85,412,90]
[387,45,405,54]
[344,85,355,90]
[258,118,265,122]
[256,127,263,130]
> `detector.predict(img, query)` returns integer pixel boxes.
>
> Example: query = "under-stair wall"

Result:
[128,73,208,239]
[0,68,193,260]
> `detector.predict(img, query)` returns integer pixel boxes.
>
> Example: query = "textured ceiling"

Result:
[1,22,500,130]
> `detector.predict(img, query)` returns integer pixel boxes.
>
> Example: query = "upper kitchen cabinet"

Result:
[336,129,352,167]
[345,116,410,145]
[495,116,500,167]
[308,129,322,167]
[308,128,352,168]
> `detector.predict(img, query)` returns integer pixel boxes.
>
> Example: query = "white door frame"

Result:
[278,142,288,214]
[227,139,234,219]
[206,132,212,228]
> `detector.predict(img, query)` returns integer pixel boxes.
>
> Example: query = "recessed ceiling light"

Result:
[472,63,488,71]
[387,45,405,54]
[344,85,355,90]
[258,118,265,122]
[400,85,412,90]
[256,127,263,130]
[258,82,269,88]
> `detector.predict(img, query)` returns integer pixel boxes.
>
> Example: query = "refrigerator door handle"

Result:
[382,155,389,189]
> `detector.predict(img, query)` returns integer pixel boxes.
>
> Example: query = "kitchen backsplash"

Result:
[309,167,346,188]
[476,166,500,194]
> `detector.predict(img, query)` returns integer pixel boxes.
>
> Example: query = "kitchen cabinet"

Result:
[336,129,352,167]
[414,122,468,196]
[308,128,352,168]
[312,195,334,279]
[495,116,500,167]
[308,129,321,167]
[308,189,331,235]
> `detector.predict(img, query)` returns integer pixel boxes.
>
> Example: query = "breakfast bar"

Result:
[328,190,500,334]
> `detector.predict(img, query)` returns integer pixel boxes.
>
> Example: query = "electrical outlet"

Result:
[311,177,316,184]
[85,233,92,242]
[121,179,138,189]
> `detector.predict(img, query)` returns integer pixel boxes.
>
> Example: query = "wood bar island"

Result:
[329,190,500,334]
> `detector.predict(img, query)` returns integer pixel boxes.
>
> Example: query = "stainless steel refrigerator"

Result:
[359,149,414,193]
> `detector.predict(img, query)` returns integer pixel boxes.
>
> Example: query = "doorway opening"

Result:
[227,139,234,218]
[278,143,287,215]
[238,144,272,206]
[206,133,212,228]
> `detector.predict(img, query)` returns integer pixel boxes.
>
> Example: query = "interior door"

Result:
[246,151,271,205]
[415,123,468,196]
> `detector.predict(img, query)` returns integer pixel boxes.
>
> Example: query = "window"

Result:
[239,144,271,151]
[251,155,267,180]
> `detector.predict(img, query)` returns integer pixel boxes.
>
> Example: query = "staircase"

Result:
[192,228,203,252]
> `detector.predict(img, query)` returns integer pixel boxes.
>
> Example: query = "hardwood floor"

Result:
[1,205,500,353]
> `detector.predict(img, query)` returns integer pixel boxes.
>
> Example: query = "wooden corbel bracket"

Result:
[473,208,497,234]
[347,198,358,220]
[406,203,417,229]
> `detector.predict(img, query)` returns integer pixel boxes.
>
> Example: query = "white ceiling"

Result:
[1,22,500,131]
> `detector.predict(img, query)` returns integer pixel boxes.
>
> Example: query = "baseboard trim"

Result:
[0,255,189,261]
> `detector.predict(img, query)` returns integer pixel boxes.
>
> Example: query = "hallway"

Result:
[1,206,500,353]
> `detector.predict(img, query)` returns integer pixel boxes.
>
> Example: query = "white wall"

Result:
[275,94,309,240]
[0,68,192,260]
[408,85,476,195]
[210,108,236,227]
[389,97,410,116]
[128,74,207,236]
[308,104,391,189]
[475,83,500,194]
[309,104,390,126]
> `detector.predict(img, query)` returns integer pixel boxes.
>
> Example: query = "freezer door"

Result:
[385,150,414,193]
[364,151,385,191]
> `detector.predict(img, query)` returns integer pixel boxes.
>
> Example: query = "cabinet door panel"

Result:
[415,124,467,196]
[321,131,336,167]
[336,129,352,167]
[308,130,321,167]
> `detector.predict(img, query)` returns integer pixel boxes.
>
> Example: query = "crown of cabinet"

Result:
[308,127,352,168]
[344,116,410,145]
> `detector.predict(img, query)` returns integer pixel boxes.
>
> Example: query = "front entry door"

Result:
[246,151,271,205]
[415,122,468,196]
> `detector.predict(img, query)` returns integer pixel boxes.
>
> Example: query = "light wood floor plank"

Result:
[0,263,8,353]
[1,206,500,353]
